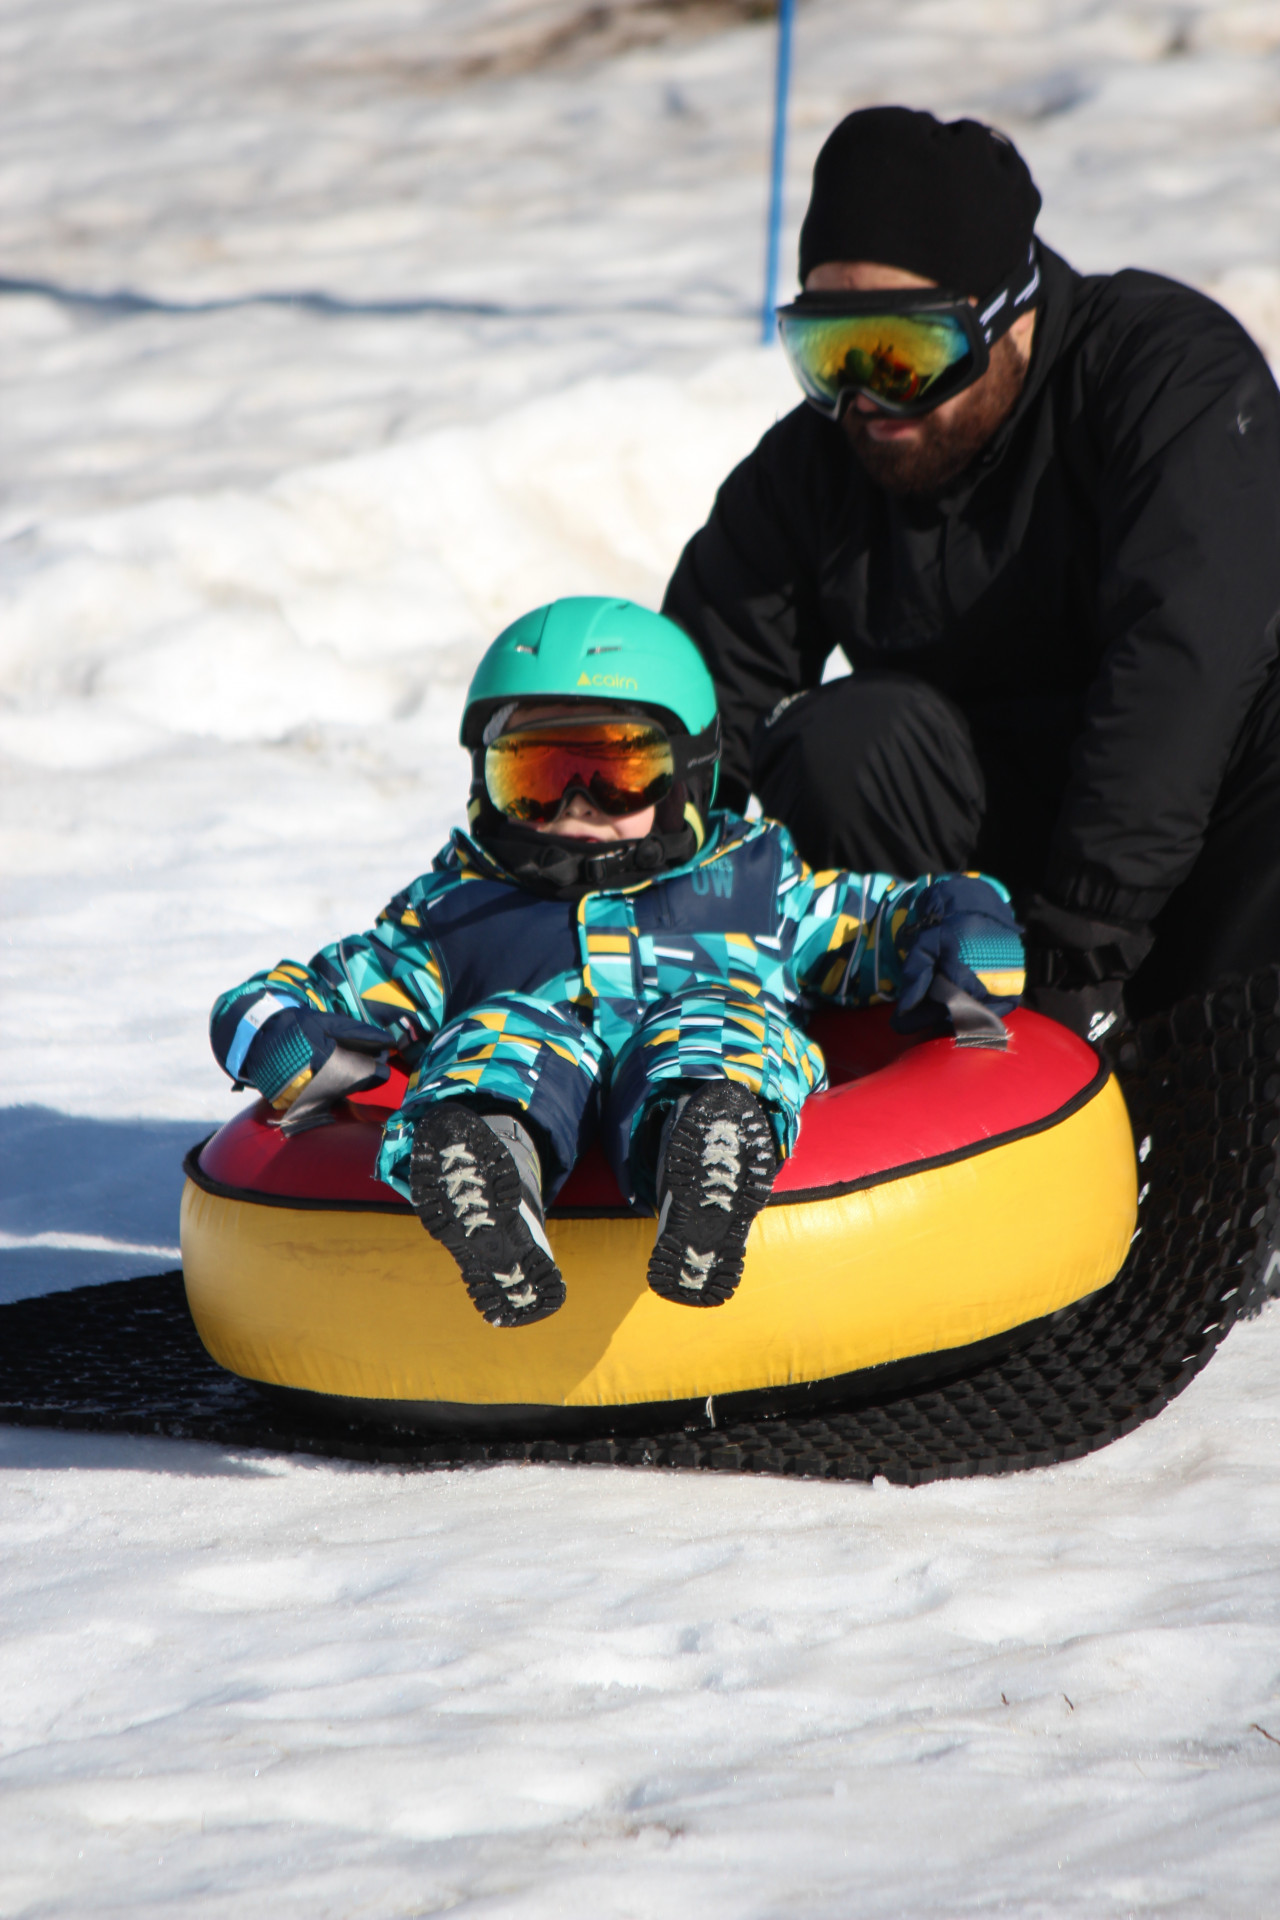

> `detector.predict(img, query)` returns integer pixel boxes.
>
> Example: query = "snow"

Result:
[3,0,1280,1908]
[3,1311,1280,1916]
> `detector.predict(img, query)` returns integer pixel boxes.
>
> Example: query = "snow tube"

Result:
[180,1008,1137,1435]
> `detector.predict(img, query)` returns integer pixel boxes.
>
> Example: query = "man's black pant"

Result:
[751,667,1280,1016]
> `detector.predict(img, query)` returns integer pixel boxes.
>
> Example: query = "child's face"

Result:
[505,704,658,843]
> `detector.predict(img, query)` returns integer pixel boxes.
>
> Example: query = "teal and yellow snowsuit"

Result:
[211,811,1007,1207]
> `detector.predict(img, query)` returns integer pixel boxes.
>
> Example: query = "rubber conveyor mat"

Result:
[4,972,1279,1485]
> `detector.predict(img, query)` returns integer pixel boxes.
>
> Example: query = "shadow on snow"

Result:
[0,1106,208,1303]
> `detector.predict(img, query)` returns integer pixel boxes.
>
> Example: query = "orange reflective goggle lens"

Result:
[484,718,675,822]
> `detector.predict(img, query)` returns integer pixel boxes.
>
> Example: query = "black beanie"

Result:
[798,106,1041,294]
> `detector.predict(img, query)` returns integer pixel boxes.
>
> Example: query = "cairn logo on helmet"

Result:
[576,670,640,693]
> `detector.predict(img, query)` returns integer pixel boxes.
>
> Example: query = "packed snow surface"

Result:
[4,1319,1280,1917]
[3,1,1280,1910]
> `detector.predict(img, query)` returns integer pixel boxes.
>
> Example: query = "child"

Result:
[211,597,1025,1328]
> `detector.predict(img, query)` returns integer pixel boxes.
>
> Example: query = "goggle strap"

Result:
[977,243,1041,346]
[674,713,721,781]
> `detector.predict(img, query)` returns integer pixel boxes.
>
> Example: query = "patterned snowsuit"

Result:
[211,812,983,1207]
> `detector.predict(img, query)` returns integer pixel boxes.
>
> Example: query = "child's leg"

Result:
[377,995,605,1327]
[604,988,826,1306]
[604,986,825,1202]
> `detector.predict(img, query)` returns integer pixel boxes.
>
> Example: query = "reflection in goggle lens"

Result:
[485,720,675,822]
[780,309,974,415]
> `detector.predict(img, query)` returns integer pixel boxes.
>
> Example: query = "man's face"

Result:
[804,260,1037,495]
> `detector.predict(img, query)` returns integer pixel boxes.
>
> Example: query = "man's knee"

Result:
[750,672,985,875]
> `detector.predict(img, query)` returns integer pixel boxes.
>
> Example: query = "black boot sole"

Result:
[409,1105,565,1328]
[647,1081,778,1308]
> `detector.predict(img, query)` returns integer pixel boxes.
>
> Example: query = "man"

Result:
[664,106,1280,1040]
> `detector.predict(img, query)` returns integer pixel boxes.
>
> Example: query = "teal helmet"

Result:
[463,595,720,803]
[462,596,718,742]
[460,598,723,892]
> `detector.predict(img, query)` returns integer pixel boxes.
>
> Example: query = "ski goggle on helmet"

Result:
[777,244,1041,420]
[484,712,676,823]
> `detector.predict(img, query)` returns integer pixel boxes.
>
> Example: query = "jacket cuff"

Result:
[1038,858,1169,929]
[1023,895,1154,986]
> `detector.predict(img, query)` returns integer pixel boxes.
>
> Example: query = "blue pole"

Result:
[761,0,796,344]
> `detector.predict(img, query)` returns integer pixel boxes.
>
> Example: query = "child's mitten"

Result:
[894,877,1025,1035]
[231,1003,392,1130]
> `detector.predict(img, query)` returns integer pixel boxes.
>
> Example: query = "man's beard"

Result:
[842,333,1030,496]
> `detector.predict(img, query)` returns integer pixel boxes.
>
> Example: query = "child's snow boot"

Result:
[409,1105,565,1327]
[647,1081,778,1308]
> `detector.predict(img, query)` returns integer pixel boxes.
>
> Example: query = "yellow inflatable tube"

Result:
[181,1011,1137,1430]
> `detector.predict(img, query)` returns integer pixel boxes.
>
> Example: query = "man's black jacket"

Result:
[663,246,1280,926]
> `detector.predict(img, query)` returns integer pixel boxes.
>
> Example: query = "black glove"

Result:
[1022,898,1154,1046]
